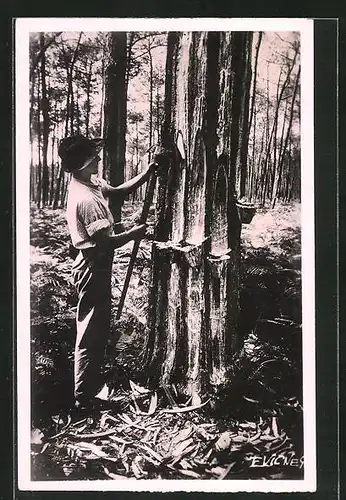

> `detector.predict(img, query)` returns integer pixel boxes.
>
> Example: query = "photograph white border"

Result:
[16,17,315,492]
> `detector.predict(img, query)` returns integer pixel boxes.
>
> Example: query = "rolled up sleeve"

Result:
[78,198,111,238]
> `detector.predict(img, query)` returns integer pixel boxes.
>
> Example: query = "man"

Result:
[58,135,159,411]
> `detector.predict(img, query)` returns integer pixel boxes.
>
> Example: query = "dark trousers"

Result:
[71,248,114,403]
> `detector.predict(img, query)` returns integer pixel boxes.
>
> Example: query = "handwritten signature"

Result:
[247,452,304,469]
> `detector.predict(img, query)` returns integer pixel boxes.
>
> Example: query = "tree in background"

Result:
[103,32,128,223]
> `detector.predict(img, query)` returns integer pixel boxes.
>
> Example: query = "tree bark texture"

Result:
[238,33,253,198]
[103,32,128,223]
[144,32,252,400]
[39,33,50,206]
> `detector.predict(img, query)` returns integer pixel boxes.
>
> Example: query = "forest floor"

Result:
[29,200,303,482]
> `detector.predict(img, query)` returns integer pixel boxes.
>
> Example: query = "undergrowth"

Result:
[29,201,303,480]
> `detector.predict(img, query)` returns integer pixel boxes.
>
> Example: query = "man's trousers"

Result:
[71,248,114,404]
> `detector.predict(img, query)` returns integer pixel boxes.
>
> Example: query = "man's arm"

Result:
[103,162,157,197]
[92,224,147,250]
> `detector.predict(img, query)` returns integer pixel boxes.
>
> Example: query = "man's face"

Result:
[85,153,101,174]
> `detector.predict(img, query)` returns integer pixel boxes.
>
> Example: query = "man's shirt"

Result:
[66,176,114,250]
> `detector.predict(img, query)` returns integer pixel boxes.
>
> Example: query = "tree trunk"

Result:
[99,51,106,142]
[53,166,63,208]
[258,68,270,205]
[85,61,93,137]
[103,32,128,223]
[36,81,42,208]
[29,67,36,203]
[148,42,154,149]
[64,66,71,137]
[70,78,75,134]
[239,32,253,198]
[63,33,82,137]
[39,33,50,206]
[143,32,251,400]
[247,32,262,202]
[75,86,80,134]
[249,103,256,201]
[156,89,160,145]
[49,110,57,206]
[248,32,262,140]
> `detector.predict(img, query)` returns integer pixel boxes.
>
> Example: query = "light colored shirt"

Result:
[66,176,114,250]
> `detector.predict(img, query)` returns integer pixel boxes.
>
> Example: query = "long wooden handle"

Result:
[115,171,157,320]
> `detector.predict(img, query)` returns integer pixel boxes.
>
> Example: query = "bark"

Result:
[85,61,93,137]
[103,32,128,222]
[248,32,262,142]
[247,32,262,202]
[49,108,57,206]
[53,166,63,208]
[29,68,36,203]
[144,32,251,399]
[239,33,253,198]
[99,50,106,146]
[75,87,81,134]
[64,62,71,137]
[148,41,154,149]
[36,80,42,207]
[155,90,161,145]
[39,33,50,205]
[249,104,256,201]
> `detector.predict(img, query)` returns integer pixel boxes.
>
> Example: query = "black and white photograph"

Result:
[16,18,315,492]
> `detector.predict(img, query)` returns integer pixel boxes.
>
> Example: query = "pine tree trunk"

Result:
[148,43,154,149]
[144,32,251,400]
[63,33,82,137]
[248,32,262,138]
[53,168,60,208]
[103,32,128,223]
[239,33,253,198]
[29,67,36,203]
[247,32,262,202]
[50,118,56,205]
[36,82,42,208]
[99,52,106,140]
[39,33,50,206]
[85,61,93,137]
[64,67,71,137]
[249,104,256,201]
